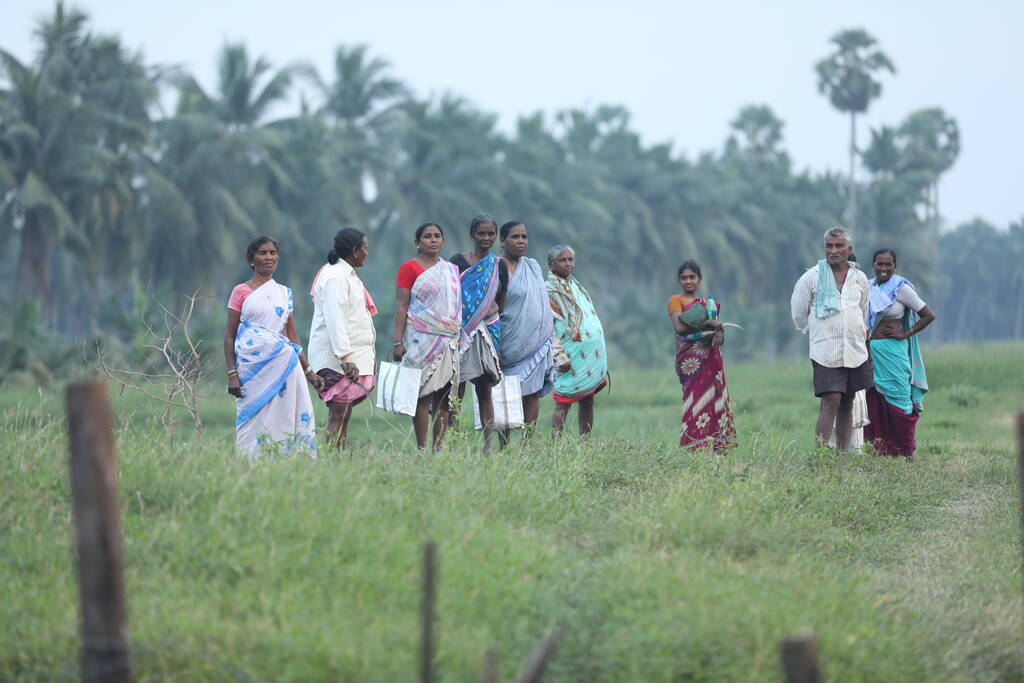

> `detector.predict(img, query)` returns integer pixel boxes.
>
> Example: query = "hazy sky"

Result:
[4,0,1022,229]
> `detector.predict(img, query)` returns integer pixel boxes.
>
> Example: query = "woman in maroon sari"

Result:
[667,261,737,451]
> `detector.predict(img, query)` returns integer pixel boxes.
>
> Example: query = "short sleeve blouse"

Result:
[396,260,426,290]
[882,285,927,319]
[896,285,926,312]
[667,295,693,315]
[227,283,254,312]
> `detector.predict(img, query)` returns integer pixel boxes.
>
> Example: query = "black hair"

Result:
[246,235,280,269]
[677,260,702,279]
[469,213,497,236]
[415,222,444,241]
[872,248,897,265]
[327,227,366,264]
[500,220,525,241]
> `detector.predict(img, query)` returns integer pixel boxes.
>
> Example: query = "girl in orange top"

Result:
[667,260,736,452]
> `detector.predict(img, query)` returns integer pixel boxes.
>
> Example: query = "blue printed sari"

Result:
[234,280,316,458]
[459,252,501,350]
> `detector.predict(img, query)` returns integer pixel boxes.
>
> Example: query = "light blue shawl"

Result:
[868,275,929,411]
[814,259,841,318]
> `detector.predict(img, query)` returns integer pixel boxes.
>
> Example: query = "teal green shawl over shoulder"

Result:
[546,273,608,398]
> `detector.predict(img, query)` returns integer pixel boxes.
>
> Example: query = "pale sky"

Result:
[4,0,1022,229]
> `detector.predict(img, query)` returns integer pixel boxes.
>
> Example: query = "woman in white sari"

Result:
[224,236,324,457]
[392,222,462,450]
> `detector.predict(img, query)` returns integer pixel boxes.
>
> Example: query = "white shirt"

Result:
[308,261,376,375]
[791,264,870,368]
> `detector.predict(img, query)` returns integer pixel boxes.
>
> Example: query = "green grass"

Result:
[1,343,1022,681]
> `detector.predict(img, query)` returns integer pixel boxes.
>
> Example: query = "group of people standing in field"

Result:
[223,216,610,457]
[224,219,934,462]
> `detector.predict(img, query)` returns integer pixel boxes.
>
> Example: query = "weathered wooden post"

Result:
[420,541,437,683]
[516,628,563,683]
[1016,412,1024,565]
[781,635,820,683]
[66,378,131,682]
[481,648,499,683]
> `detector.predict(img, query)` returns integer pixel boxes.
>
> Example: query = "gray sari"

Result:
[499,257,556,397]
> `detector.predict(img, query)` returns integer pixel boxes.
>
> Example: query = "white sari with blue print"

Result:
[234,280,316,458]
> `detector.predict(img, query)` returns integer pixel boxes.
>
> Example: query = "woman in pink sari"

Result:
[667,261,737,452]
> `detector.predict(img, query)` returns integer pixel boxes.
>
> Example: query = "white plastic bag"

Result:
[472,375,524,430]
[376,361,422,416]
[829,389,869,449]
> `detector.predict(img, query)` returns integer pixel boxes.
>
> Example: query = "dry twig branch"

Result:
[89,288,210,436]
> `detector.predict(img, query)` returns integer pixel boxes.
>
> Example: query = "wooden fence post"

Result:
[481,648,499,683]
[516,628,563,683]
[420,541,437,683]
[781,635,820,683]
[66,378,131,683]
[1016,412,1024,565]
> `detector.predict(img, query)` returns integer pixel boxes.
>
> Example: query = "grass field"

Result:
[2,343,1022,681]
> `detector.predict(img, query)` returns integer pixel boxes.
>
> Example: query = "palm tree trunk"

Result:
[15,214,57,328]
[954,289,970,343]
[847,112,857,235]
[1015,280,1024,340]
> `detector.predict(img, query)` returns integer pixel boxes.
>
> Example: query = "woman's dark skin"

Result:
[392,225,453,450]
[498,223,542,445]
[451,219,503,452]
[548,249,596,436]
[870,252,936,340]
[325,235,370,450]
[668,268,723,347]
[224,241,323,399]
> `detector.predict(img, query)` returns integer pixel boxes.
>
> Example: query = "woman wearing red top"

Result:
[392,222,462,449]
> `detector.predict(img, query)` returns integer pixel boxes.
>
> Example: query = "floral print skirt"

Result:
[675,339,737,452]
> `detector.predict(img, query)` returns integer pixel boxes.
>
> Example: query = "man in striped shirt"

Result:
[790,227,872,451]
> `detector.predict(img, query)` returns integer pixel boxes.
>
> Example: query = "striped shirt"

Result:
[790,264,869,368]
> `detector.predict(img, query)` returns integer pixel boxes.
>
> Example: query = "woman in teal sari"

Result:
[864,248,935,458]
[546,245,608,436]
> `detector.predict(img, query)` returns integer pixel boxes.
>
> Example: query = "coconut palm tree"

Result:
[144,43,306,299]
[0,50,82,324]
[313,45,410,231]
[175,42,303,130]
[815,28,895,236]
[896,108,960,225]
[726,104,788,167]
[0,3,156,328]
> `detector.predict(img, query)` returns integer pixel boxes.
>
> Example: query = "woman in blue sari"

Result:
[864,248,936,458]
[224,235,324,458]
[449,214,508,450]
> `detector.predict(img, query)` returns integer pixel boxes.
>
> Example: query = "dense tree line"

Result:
[1,3,1021,373]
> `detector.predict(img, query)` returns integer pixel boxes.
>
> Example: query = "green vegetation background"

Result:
[2,5,1023,377]
[2,343,1022,681]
